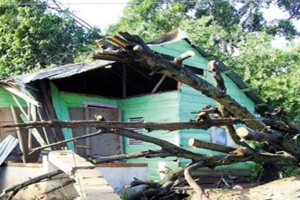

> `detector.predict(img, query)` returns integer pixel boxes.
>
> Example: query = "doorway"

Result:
[69,104,122,157]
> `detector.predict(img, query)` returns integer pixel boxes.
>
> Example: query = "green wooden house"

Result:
[0,29,268,180]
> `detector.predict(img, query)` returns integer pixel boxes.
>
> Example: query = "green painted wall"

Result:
[178,68,255,169]
[118,91,181,180]
[0,87,27,108]
[149,40,208,68]
[58,40,256,178]
[59,90,181,180]
[59,91,118,108]
[0,39,258,180]
[150,39,256,171]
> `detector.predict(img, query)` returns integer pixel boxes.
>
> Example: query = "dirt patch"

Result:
[206,175,300,200]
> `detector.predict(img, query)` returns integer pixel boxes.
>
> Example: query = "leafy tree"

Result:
[0,0,101,77]
[108,0,299,38]
[107,0,186,40]
[110,0,300,121]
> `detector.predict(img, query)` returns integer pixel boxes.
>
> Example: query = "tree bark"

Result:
[188,138,236,153]
[0,170,63,200]
[92,32,300,159]
[0,118,242,130]
[236,127,282,143]
[184,162,210,200]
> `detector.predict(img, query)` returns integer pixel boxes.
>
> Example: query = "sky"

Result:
[59,0,129,31]
[58,0,299,48]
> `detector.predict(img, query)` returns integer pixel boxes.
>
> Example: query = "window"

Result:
[128,117,144,145]
[211,127,236,147]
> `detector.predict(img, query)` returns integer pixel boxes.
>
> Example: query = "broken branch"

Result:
[92,31,300,158]
[174,51,195,67]
[0,119,243,131]
[236,127,282,144]
[188,138,236,153]
[29,130,103,154]
[184,162,210,200]
[0,170,63,199]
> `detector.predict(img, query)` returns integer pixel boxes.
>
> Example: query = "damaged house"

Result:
[0,28,269,186]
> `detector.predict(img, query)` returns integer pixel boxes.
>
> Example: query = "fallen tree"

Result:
[92,32,300,157]
[91,32,300,199]
[0,170,64,200]
[1,31,300,199]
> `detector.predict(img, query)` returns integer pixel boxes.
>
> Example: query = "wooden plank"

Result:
[75,144,91,149]
[84,107,91,155]
[20,114,47,147]
[122,64,126,97]
[31,84,56,148]
[151,74,167,94]
[50,82,74,150]
[39,81,65,145]
[10,105,27,163]
[0,84,40,106]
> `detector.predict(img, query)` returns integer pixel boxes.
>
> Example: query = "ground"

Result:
[206,175,300,200]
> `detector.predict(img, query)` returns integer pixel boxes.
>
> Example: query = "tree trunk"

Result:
[92,32,300,159]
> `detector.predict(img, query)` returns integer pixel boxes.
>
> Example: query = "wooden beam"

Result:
[122,64,127,97]
[39,81,66,146]
[151,74,166,94]
[10,105,27,163]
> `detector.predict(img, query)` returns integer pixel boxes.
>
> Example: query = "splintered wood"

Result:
[48,150,121,200]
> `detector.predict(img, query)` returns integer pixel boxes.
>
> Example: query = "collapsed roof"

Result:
[0,28,269,113]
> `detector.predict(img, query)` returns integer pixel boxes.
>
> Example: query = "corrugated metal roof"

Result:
[1,32,269,113]
[14,60,115,84]
[0,135,19,165]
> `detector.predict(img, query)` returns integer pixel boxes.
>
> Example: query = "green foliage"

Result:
[250,163,263,178]
[233,34,300,121]
[281,166,299,177]
[121,190,136,199]
[111,0,300,121]
[107,0,186,40]
[0,0,102,77]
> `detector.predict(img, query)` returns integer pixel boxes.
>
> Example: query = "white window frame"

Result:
[128,117,144,145]
[211,126,237,147]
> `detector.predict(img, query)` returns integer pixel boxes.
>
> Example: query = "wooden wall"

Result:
[0,88,39,162]
[118,92,181,180]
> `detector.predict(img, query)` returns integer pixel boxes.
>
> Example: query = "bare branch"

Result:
[123,177,161,189]
[0,118,242,131]
[188,138,236,153]
[0,170,63,199]
[184,162,210,200]
[236,127,282,144]
[92,32,300,158]
[174,51,195,67]
[29,129,103,154]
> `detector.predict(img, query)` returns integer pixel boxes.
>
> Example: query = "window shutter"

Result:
[128,117,143,145]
